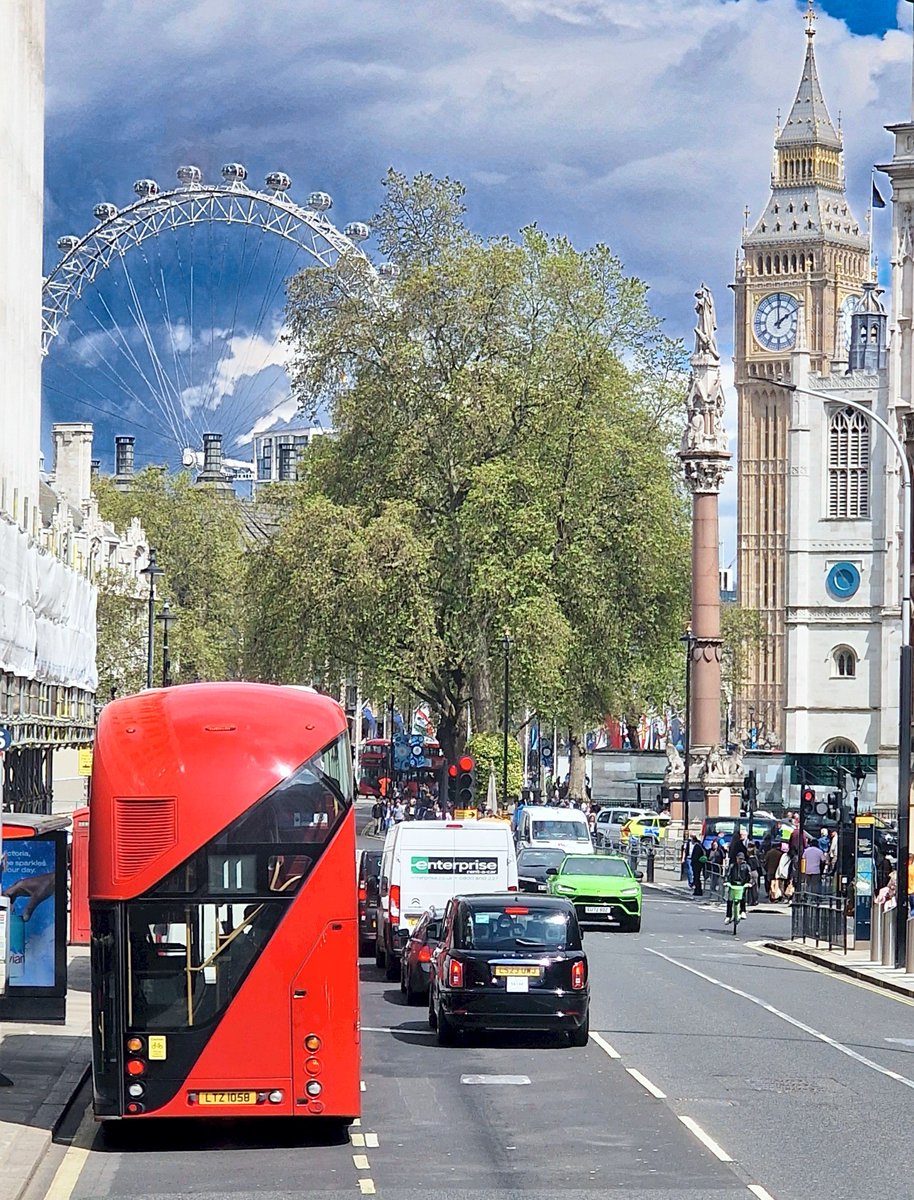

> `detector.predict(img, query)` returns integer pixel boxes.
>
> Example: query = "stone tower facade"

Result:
[733,11,868,745]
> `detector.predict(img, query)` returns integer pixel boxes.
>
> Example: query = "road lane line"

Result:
[358,1180,377,1195]
[748,1186,777,1199]
[678,1115,733,1161]
[364,1132,379,1147]
[589,1031,621,1058]
[647,947,914,1092]
[350,1132,366,1147]
[361,1025,435,1036]
[625,1067,666,1098]
[353,1153,371,1170]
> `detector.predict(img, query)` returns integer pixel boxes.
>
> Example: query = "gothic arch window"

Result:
[774,254,780,272]
[799,253,806,271]
[766,255,772,273]
[832,647,857,678]
[757,255,763,274]
[823,737,858,755]
[828,408,870,519]
[791,253,797,269]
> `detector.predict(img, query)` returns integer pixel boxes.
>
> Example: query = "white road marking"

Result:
[647,947,914,1092]
[353,1153,371,1170]
[43,1147,90,1200]
[885,1038,914,1046]
[589,1031,621,1058]
[748,1185,777,1200]
[625,1067,666,1098]
[364,1132,379,1148]
[350,1132,366,1147]
[361,1025,435,1036]
[358,1180,377,1195]
[360,1080,366,1091]
[460,1074,531,1085]
[678,1114,733,1162]
[350,1117,362,1127]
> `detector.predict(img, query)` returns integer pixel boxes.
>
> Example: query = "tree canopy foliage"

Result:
[250,171,691,765]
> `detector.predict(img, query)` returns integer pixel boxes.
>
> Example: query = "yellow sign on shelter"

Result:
[77,748,93,777]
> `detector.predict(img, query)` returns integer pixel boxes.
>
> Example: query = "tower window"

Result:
[828,408,870,519]
[832,647,856,678]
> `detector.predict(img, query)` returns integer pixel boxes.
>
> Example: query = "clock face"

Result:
[753,292,799,352]
[839,293,861,351]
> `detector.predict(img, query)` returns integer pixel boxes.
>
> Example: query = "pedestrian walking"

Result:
[745,840,762,906]
[764,841,783,901]
[690,836,707,898]
[725,853,751,922]
[801,840,827,893]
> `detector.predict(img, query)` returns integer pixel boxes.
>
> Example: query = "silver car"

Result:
[593,807,651,849]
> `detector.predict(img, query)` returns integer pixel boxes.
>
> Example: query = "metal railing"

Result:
[791,887,848,952]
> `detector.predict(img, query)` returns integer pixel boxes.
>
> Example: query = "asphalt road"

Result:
[32,817,914,1200]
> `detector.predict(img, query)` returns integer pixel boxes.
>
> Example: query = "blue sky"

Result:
[43,0,914,562]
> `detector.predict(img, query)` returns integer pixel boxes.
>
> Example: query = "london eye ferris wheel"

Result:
[42,162,385,478]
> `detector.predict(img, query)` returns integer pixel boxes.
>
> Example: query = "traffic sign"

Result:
[0,728,11,752]
[541,746,553,765]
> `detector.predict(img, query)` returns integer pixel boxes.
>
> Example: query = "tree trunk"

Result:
[625,715,642,751]
[567,730,587,803]
[470,632,496,734]
[436,710,460,764]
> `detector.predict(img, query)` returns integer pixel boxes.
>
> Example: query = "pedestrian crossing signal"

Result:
[447,763,458,810]
[457,755,477,809]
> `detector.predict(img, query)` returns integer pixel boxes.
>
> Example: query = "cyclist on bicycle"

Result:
[726,852,751,923]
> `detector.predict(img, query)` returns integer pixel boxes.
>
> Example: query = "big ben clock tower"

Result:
[733,2,868,745]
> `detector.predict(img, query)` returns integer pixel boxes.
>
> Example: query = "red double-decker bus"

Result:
[89,682,359,1121]
[357,737,445,797]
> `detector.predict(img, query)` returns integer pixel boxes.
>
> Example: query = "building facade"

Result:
[252,421,326,496]
[734,15,869,744]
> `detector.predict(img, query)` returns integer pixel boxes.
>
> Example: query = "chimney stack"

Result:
[196,433,234,494]
[114,436,136,490]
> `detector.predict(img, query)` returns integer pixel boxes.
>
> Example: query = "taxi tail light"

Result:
[448,958,464,988]
[571,960,586,990]
[389,884,400,921]
[417,945,432,963]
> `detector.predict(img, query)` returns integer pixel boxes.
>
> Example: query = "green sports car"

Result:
[546,854,642,932]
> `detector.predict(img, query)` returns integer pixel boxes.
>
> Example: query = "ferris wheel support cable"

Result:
[199,216,252,430]
[158,263,193,401]
[43,378,168,442]
[118,250,190,450]
[67,295,179,438]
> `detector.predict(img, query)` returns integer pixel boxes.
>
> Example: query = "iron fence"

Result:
[791,887,848,952]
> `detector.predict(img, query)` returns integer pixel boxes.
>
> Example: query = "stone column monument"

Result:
[666,285,743,823]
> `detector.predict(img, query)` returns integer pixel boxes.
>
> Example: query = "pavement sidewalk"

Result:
[763,937,914,999]
[0,948,91,1200]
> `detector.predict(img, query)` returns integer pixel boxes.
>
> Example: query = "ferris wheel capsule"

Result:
[177,165,202,186]
[57,235,80,254]
[93,203,118,222]
[222,163,247,183]
[378,262,401,280]
[308,191,333,212]
[265,171,291,192]
[344,222,370,242]
[134,179,159,199]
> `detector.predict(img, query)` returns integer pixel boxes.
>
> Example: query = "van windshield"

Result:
[532,821,590,842]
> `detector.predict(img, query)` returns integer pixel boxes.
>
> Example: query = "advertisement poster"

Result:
[1,838,57,988]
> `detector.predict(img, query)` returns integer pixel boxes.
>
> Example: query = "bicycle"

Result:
[725,881,747,936]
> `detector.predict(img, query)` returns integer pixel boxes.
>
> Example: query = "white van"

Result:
[375,820,518,979]
[516,806,594,856]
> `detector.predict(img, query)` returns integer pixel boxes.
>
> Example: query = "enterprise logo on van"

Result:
[410,855,498,875]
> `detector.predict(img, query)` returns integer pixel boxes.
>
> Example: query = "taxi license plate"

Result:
[197,1090,257,1106]
[585,906,613,914]
[493,965,540,978]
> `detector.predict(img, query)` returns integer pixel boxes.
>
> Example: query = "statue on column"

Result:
[681,284,729,463]
[693,284,720,361]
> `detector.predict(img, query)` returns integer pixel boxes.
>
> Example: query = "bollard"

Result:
[882,906,896,968]
[646,846,655,883]
[871,898,883,963]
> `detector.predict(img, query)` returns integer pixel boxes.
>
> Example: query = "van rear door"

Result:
[399,825,515,928]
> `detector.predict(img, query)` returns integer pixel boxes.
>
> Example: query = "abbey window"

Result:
[827,408,869,519]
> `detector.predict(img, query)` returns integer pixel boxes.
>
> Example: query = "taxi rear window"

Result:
[456,904,581,951]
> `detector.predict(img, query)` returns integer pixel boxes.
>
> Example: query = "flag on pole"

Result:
[872,179,886,209]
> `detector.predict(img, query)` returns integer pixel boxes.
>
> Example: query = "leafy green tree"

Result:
[467,731,523,807]
[274,171,689,765]
[95,470,248,687]
[94,570,146,699]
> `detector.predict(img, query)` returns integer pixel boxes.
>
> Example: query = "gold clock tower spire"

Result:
[732,8,868,746]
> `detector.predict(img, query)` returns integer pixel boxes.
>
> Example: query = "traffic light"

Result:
[456,754,477,810]
[447,763,458,810]
[825,792,843,823]
[801,785,829,822]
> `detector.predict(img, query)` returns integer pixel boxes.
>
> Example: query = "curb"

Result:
[3,1057,90,1200]
[762,940,914,998]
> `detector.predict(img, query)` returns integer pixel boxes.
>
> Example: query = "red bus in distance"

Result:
[89,682,359,1121]
[357,737,445,797]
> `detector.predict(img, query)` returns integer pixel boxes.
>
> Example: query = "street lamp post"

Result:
[501,631,512,810]
[681,626,694,833]
[139,548,164,690]
[156,601,177,687]
[773,381,912,967]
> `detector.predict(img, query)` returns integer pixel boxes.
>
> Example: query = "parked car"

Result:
[620,813,671,845]
[400,910,443,1004]
[428,894,590,1046]
[547,853,642,931]
[375,819,519,981]
[593,807,651,849]
[358,849,382,956]
[517,847,567,892]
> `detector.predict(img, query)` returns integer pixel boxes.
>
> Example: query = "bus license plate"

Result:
[197,1090,257,1106]
[493,966,539,977]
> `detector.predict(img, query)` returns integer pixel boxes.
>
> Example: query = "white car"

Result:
[515,805,593,856]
